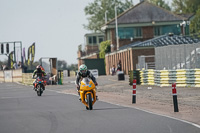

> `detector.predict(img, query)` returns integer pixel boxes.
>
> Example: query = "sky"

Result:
[0,0,172,65]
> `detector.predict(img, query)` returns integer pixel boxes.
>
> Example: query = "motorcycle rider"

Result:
[76,64,98,101]
[32,65,46,90]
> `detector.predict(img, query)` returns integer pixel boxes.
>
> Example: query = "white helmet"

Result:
[79,64,87,74]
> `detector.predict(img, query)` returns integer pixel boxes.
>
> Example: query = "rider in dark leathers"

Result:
[32,65,46,90]
[75,64,98,100]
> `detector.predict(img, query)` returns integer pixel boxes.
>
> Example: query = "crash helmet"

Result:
[79,64,87,75]
[36,65,42,72]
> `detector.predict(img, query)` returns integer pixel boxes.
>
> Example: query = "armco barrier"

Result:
[140,69,200,87]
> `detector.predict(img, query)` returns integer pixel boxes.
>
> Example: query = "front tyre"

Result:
[87,93,93,110]
[37,84,42,96]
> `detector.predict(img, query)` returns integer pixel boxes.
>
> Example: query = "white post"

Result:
[115,6,119,50]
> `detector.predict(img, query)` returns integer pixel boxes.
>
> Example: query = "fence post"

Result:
[172,83,179,112]
[132,79,136,104]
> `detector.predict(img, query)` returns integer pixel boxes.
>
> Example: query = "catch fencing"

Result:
[155,42,200,70]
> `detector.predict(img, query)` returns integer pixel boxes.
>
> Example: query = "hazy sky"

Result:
[0,0,172,65]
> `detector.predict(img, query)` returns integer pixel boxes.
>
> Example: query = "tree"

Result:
[172,0,200,13]
[185,0,200,14]
[171,0,200,34]
[57,60,68,70]
[148,0,171,11]
[67,64,78,71]
[99,40,111,59]
[172,0,187,13]
[190,8,200,34]
[84,0,133,32]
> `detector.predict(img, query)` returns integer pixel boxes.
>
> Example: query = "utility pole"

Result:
[115,6,119,50]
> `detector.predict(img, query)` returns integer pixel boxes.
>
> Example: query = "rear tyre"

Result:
[87,93,93,110]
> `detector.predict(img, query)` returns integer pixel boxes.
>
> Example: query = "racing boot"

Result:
[77,87,81,101]
[77,91,81,101]
[96,95,99,100]
[33,83,36,91]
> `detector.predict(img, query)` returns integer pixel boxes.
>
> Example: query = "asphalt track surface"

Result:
[0,83,200,133]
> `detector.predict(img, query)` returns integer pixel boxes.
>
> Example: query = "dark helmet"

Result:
[36,65,42,72]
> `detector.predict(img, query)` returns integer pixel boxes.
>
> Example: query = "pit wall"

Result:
[0,69,23,83]
[22,73,35,85]
[0,69,76,85]
[0,69,36,85]
[140,69,200,87]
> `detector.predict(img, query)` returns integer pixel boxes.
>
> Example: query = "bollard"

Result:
[172,83,179,112]
[132,79,136,104]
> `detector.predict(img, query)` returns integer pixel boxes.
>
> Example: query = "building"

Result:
[78,1,195,75]
[102,1,194,52]
[77,33,105,67]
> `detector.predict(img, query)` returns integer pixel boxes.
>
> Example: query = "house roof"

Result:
[177,13,194,20]
[118,34,200,51]
[107,1,190,25]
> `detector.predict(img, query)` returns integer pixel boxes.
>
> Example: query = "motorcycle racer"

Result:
[76,64,98,100]
[32,65,46,90]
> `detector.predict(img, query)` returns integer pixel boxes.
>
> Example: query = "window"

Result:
[135,27,142,38]
[154,26,161,36]
[93,36,96,44]
[118,27,134,39]
[106,30,111,40]
[162,25,180,35]
[89,37,92,44]
[98,37,104,44]
[88,36,97,45]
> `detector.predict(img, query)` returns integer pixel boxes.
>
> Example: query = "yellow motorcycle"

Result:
[79,77,97,110]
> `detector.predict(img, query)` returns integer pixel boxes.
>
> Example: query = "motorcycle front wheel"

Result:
[37,84,42,96]
[87,93,93,110]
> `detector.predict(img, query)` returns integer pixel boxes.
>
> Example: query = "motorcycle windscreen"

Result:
[80,78,95,91]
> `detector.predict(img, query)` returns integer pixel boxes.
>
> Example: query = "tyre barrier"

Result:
[139,69,200,87]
